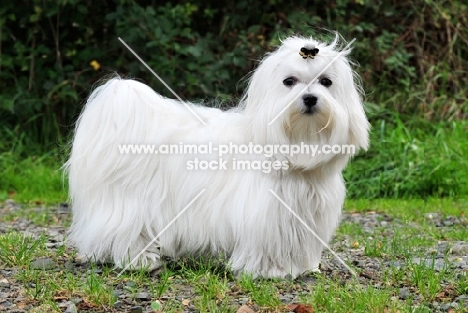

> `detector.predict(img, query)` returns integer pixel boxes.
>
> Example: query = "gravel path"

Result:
[0,200,467,312]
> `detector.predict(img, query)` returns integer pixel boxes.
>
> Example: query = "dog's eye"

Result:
[283,77,298,87]
[320,78,332,87]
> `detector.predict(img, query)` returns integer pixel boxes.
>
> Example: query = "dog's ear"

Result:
[335,58,370,152]
[242,56,291,146]
[347,82,370,151]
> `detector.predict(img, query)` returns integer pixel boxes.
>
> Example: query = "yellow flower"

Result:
[90,60,100,71]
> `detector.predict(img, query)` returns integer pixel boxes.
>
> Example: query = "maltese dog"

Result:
[66,36,369,278]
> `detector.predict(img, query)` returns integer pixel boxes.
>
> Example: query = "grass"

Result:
[345,114,468,198]
[0,198,466,312]
[238,275,283,308]
[0,152,67,204]
[0,232,47,267]
[301,278,395,312]
[0,126,68,204]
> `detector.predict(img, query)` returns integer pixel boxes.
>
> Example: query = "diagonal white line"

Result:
[117,189,206,276]
[118,37,207,126]
[268,189,357,278]
[268,39,356,126]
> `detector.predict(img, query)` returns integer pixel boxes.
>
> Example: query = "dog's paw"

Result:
[74,253,88,264]
[139,251,163,271]
[118,251,163,271]
[74,253,107,265]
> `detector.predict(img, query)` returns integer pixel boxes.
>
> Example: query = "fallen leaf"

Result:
[287,304,299,311]
[182,299,191,306]
[236,305,255,313]
[286,303,314,313]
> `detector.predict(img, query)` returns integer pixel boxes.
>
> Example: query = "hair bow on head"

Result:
[299,46,319,59]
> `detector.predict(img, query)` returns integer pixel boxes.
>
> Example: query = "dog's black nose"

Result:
[303,95,318,108]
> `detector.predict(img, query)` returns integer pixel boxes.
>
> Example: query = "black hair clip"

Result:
[299,46,319,59]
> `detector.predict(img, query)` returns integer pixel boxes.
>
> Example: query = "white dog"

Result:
[66,36,369,278]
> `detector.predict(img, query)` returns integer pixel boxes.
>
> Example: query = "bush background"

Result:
[0,0,467,201]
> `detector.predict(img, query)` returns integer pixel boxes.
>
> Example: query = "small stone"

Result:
[411,257,447,270]
[448,256,466,268]
[238,297,249,305]
[0,292,9,299]
[129,306,143,313]
[456,294,468,301]
[390,260,403,269]
[4,199,15,209]
[297,274,317,285]
[70,298,82,305]
[439,303,451,311]
[424,213,439,220]
[433,259,447,271]
[399,287,410,300]
[65,303,78,313]
[58,203,70,213]
[30,258,57,270]
[352,260,364,267]
[64,261,75,271]
[451,242,468,256]
[279,295,293,303]
[58,301,71,308]
[112,290,122,298]
[50,234,65,242]
[135,292,151,300]
[0,278,9,286]
[0,301,12,308]
[48,229,59,237]
[45,242,57,248]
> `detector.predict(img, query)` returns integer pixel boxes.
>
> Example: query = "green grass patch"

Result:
[345,198,467,220]
[0,232,47,267]
[0,152,68,204]
[238,275,283,309]
[345,117,468,198]
[301,277,397,312]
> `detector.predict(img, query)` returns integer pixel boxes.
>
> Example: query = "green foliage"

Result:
[1,0,467,148]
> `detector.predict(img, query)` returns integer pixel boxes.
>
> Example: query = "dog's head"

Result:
[242,35,370,171]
